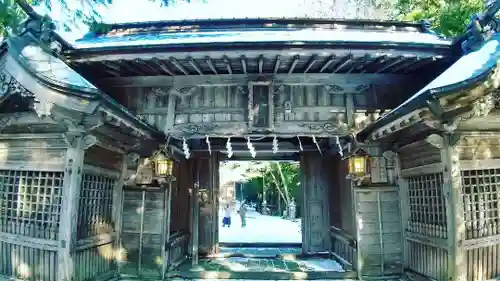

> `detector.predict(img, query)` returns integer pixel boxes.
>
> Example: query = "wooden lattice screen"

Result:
[461,169,500,239]
[461,168,500,281]
[77,173,116,239]
[0,170,63,240]
[406,173,447,238]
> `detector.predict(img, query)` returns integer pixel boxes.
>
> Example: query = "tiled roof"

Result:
[357,34,500,141]
[71,18,451,50]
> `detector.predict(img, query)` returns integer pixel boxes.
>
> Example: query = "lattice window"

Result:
[0,170,63,239]
[406,173,447,237]
[461,169,500,239]
[77,173,116,239]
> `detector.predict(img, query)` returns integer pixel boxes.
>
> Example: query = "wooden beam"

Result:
[273,55,281,74]
[332,54,353,73]
[223,56,233,74]
[151,58,175,76]
[135,59,159,75]
[99,73,407,88]
[206,56,218,74]
[188,57,204,75]
[346,55,369,73]
[319,55,335,72]
[170,57,189,75]
[0,232,59,251]
[288,55,300,74]
[258,55,264,74]
[374,56,408,73]
[241,55,248,74]
[304,55,318,73]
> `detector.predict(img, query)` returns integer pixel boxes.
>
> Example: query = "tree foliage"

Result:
[0,0,187,37]
[0,0,30,36]
[394,0,485,37]
[239,161,300,216]
[306,0,487,37]
[0,0,490,40]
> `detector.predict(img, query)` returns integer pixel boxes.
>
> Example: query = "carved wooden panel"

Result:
[370,157,388,184]
[0,137,67,171]
[273,85,349,136]
[131,83,357,137]
[248,82,273,131]
[398,141,442,170]
[84,146,122,172]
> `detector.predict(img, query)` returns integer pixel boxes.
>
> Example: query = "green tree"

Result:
[394,0,485,37]
[0,0,190,37]
[0,0,29,36]
[241,161,300,216]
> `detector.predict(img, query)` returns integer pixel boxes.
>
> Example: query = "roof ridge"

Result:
[91,17,430,36]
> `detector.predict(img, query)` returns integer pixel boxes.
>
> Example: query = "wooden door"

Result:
[300,151,331,254]
[120,188,167,278]
[354,187,403,277]
[196,153,220,255]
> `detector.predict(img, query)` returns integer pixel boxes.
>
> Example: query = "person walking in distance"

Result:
[239,201,247,227]
[222,204,231,227]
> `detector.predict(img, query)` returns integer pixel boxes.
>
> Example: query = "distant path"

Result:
[218,209,302,243]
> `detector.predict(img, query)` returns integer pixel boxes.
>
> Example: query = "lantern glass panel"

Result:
[155,159,173,177]
[353,156,365,173]
[349,156,366,175]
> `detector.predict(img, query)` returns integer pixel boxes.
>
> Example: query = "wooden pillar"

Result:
[163,180,173,276]
[440,133,466,281]
[57,135,86,281]
[113,155,127,274]
[195,152,220,256]
[191,160,200,265]
[394,153,410,269]
[300,151,331,254]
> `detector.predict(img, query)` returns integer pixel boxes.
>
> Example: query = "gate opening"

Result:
[218,160,302,252]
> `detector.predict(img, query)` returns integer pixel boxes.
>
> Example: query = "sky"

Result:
[31,0,359,42]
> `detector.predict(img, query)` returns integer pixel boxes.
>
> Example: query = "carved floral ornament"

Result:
[0,70,54,117]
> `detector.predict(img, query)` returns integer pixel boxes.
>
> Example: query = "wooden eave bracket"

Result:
[369,108,434,142]
[368,61,500,142]
[1,40,159,146]
[94,107,156,140]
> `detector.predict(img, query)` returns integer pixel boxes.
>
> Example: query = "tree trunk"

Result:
[269,167,290,215]
[275,162,291,204]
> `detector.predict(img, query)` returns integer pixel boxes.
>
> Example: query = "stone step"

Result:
[166,269,358,280]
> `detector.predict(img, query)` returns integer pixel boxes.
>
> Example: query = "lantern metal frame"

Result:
[344,148,372,184]
[152,150,175,181]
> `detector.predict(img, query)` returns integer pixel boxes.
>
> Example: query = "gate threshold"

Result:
[219,242,302,248]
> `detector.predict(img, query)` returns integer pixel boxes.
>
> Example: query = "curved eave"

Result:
[4,41,164,141]
[67,20,452,57]
[357,35,500,142]
[66,40,453,58]
[96,17,431,34]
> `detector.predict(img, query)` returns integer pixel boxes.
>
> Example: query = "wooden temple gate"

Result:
[1,7,500,281]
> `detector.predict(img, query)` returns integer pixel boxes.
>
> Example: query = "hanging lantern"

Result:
[347,149,371,177]
[153,151,174,178]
